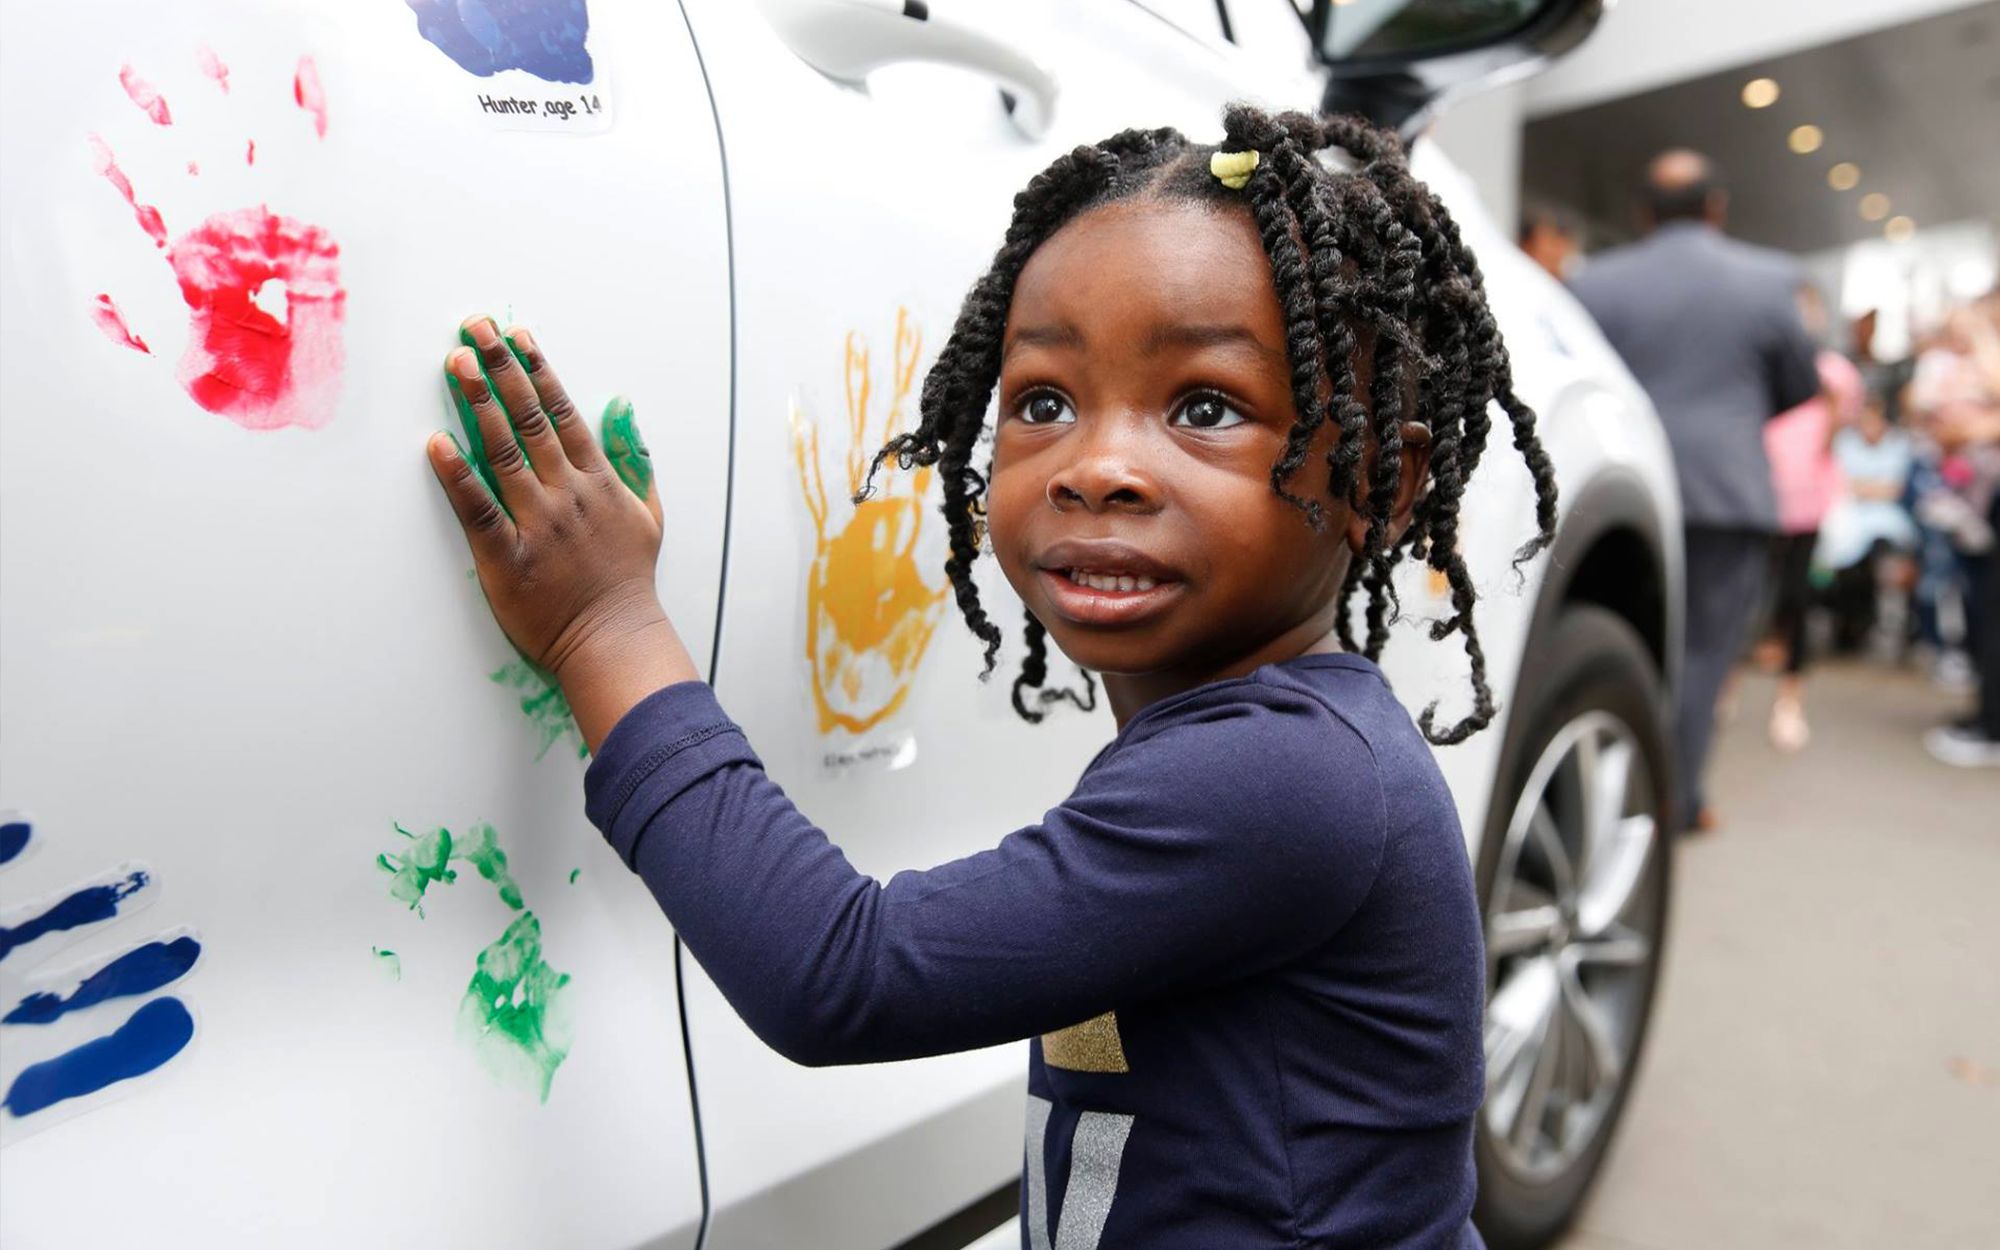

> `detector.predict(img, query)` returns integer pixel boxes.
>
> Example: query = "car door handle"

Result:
[759,0,1059,139]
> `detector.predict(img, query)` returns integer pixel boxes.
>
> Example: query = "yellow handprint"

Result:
[791,309,948,736]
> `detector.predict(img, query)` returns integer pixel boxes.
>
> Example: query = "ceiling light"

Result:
[1859,193,1892,221]
[1828,162,1861,190]
[1741,78,1780,108]
[1885,216,1916,242]
[1788,125,1823,154]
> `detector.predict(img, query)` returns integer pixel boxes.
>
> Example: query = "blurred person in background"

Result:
[1519,204,1580,281]
[1911,295,2000,767]
[1817,388,1919,653]
[1569,150,1821,830]
[1760,285,1862,751]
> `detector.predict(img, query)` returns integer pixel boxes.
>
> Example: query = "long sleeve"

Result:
[583,679,1387,1067]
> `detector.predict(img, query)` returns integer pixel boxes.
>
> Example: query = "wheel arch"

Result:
[1536,467,1678,691]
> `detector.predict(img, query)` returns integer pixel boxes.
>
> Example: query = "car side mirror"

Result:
[1305,0,1605,138]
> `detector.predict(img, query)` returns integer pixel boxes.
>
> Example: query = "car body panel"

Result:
[0,1,720,1244]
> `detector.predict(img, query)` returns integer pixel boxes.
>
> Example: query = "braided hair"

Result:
[861,105,1559,744]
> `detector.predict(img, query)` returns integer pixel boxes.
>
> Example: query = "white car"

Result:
[0,1,1677,1247]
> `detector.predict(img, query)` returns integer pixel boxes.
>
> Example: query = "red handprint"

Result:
[90,51,346,433]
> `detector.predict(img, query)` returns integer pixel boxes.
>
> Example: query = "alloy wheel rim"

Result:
[1482,709,1662,1184]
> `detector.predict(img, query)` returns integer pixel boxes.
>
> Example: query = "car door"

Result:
[675,1,1319,1245]
[0,1,719,1245]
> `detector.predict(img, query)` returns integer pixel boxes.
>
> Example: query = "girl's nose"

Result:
[1046,423,1162,515]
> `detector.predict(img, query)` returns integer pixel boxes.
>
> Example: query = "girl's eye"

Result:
[1171,394,1247,430]
[1019,392,1076,425]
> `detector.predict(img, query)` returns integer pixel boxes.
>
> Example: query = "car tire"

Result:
[1471,606,1673,1250]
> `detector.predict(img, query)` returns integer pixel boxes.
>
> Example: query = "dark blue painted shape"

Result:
[2,996,194,1119]
[0,821,28,866]
[0,870,149,964]
[4,936,201,1025]
[405,0,594,84]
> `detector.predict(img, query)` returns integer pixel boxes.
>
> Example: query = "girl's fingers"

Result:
[462,317,566,486]
[427,432,515,549]
[448,349,541,512]
[505,326,608,475]
[600,397,659,520]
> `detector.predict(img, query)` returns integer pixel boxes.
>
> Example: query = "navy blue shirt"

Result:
[584,652,1486,1248]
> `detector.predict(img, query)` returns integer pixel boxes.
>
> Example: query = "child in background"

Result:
[1818,390,1919,652]
[423,107,1558,1248]
[1761,285,1860,750]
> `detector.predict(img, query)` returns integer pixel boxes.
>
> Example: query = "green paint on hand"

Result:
[378,823,457,915]
[372,946,402,981]
[457,318,536,472]
[601,397,652,499]
[454,822,525,912]
[457,911,573,1103]
[490,658,588,761]
[447,373,504,506]
[568,868,580,885]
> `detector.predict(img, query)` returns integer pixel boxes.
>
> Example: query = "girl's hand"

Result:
[427,316,698,749]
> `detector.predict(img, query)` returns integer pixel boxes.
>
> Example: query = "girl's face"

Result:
[987,198,1421,715]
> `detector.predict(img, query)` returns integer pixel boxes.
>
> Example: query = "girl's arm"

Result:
[585,678,1385,1066]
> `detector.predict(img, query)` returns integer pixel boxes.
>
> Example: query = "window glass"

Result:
[1319,0,1537,61]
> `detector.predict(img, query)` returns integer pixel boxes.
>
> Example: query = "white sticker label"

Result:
[465,69,613,134]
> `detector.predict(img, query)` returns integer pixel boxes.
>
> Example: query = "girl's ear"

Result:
[1344,421,1435,555]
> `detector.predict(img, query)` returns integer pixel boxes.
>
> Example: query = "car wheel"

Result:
[1472,606,1672,1250]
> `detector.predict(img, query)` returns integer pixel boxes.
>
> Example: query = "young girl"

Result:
[426,106,1556,1249]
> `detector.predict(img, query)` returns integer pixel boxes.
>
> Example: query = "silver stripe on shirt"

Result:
[1025,1094,1055,1250]
[1055,1111,1134,1250]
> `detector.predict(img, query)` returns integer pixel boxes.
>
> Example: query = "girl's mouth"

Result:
[1037,566,1183,627]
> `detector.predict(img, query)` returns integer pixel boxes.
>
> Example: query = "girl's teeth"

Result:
[1063,570,1161,593]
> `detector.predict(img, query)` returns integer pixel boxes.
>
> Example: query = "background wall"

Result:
[1525,0,1992,116]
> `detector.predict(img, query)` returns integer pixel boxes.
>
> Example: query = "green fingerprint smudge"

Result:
[377,823,457,915]
[458,911,573,1103]
[489,659,588,761]
[601,397,651,498]
[376,822,526,912]
[372,946,402,981]
[454,822,525,912]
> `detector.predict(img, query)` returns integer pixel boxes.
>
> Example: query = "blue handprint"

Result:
[0,816,200,1137]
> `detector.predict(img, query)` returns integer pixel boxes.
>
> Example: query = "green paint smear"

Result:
[374,821,573,1101]
[601,397,652,498]
[568,868,580,885]
[455,822,525,912]
[458,911,573,1103]
[490,658,588,761]
[376,822,525,911]
[378,824,457,915]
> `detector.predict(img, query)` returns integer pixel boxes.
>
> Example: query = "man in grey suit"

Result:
[1569,151,1820,831]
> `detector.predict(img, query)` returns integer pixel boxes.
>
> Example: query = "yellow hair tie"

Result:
[1210,149,1259,190]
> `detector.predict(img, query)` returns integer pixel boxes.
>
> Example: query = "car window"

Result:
[1319,0,1539,60]
[1224,0,1315,68]
[1126,0,1227,44]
